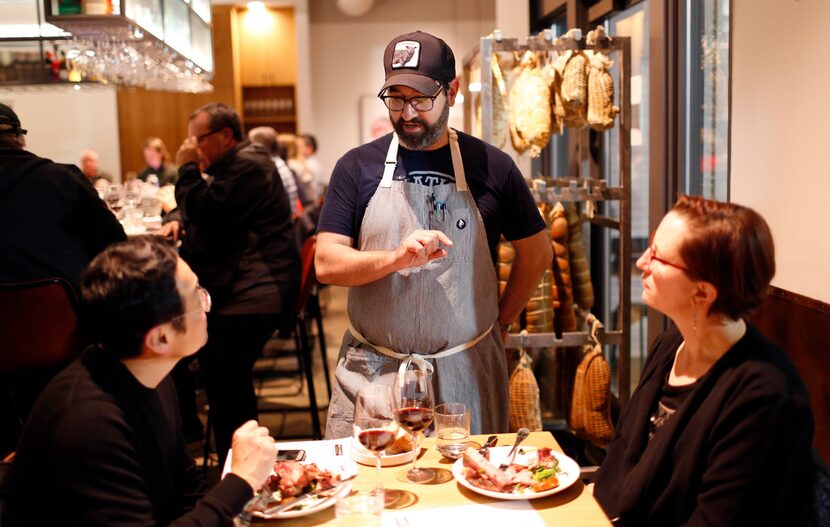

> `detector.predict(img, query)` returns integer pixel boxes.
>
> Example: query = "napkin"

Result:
[222,437,358,478]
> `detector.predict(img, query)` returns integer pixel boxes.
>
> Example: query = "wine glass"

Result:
[105,184,124,219]
[353,383,399,488]
[395,366,435,484]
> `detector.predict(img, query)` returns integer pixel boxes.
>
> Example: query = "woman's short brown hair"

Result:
[672,194,775,320]
[142,137,170,163]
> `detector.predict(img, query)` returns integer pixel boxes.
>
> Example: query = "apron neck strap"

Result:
[379,130,468,192]
[380,133,400,188]
[448,128,468,192]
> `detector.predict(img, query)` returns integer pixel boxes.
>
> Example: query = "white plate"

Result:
[350,436,421,467]
[258,480,352,519]
[452,446,580,500]
[223,439,358,519]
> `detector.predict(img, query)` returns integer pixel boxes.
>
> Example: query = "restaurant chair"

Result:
[0,278,86,457]
[257,235,329,439]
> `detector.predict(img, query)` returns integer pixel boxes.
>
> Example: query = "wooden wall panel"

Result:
[116,5,241,176]
[751,287,830,465]
[237,7,296,87]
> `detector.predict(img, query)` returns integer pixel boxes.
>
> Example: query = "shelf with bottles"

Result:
[241,85,296,122]
[52,0,120,16]
[0,40,86,85]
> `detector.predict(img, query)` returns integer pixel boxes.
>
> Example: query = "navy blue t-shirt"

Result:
[318,131,545,262]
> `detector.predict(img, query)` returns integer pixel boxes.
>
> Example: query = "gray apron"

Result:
[325,129,509,439]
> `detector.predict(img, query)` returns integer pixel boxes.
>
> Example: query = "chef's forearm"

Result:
[497,230,552,325]
[315,232,401,287]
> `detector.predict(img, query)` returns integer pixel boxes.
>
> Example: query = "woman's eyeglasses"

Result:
[645,231,691,274]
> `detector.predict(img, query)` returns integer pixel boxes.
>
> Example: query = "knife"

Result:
[259,474,357,517]
[478,434,498,456]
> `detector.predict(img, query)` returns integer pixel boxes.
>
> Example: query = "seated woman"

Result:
[593,195,815,526]
[138,137,179,187]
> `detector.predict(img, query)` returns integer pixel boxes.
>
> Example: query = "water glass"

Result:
[124,205,145,233]
[435,402,471,460]
[335,488,383,527]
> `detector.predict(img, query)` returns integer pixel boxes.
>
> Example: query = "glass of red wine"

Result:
[353,383,399,487]
[395,367,435,484]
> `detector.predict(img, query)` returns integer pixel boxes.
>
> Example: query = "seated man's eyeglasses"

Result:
[380,92,442,112]
[195,128,223,142]
[170,286,211,323]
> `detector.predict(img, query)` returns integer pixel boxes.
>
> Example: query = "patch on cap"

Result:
[391,41,420,69]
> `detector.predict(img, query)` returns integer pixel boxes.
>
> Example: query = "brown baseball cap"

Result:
[378,31,456,97]
[0,103,26,135]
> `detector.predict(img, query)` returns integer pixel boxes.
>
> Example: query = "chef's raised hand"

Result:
[395,229,453,269]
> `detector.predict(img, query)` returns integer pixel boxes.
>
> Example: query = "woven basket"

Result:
[509,348,543,432]
[570,340,613,447]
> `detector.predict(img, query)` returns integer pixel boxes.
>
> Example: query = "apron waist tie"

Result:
[347,322,496,389]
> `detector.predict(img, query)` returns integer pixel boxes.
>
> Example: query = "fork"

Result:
[236,487,272,526]
[498,427,529,471]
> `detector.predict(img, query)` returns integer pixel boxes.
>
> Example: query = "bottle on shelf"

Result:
[83,0,113,15]
[57,0,82,15]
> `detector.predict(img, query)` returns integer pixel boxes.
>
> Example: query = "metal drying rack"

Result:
[463,28,633,404]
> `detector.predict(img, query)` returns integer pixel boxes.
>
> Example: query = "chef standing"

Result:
[317,31,551,437]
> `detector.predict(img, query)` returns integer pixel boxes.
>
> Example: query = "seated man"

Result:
[79,148,113,183]
[2,236,276,526]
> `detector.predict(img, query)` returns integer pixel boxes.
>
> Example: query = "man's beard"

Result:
[392,99,450,151]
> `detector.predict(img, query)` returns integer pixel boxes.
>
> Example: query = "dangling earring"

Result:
[692,306,698,343]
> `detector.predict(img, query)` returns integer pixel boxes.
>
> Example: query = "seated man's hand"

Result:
[176,136,201,167]
[159,220,182,241]
[229,420,276,492]
[395,229,453,270]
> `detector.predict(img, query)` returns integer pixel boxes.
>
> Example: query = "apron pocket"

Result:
[340,345,399,386]
[434,204,475,262]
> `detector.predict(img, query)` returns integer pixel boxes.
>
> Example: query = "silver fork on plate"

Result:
[498,427,529,471]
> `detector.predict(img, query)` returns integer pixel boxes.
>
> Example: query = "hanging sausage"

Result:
[508,51,552,157]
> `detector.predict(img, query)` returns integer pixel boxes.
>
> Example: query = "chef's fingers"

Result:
[426,248,448,261]
[435,231,453,247]
[414,230,451,254]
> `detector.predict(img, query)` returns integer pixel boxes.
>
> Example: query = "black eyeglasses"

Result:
[645,231,691,274]
[170,286,211,323]
[195,128,223,143]
[380,91,442,112]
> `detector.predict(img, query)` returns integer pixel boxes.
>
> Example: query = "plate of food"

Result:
[452,445,580,500]
[350,428,421,467]
[251,459,352,519]
[223,440,358,519]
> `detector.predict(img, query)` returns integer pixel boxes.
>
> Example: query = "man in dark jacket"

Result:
[0,102,125,288]
[165,102,300,463]
[0,102,125,454]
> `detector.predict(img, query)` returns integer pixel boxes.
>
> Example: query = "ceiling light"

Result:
[247,1,267,13]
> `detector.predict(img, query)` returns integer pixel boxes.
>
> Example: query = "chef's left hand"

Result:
[176,136,200,167]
